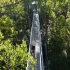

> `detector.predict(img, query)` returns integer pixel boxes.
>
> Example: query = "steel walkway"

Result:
[26,2,44,70]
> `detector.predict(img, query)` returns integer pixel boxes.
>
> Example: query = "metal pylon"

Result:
[26,2,44,70]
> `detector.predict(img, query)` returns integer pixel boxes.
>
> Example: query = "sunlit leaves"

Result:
[0,0,21,5]
[0,15,18,40]
[27,53,37,70]
[0,40,27,69]
[0,0,36,70]
[0,31,4,41]
[0,15,14,26]
[0,39,36,69]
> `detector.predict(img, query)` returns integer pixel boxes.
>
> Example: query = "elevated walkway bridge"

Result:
[26,2,44,70]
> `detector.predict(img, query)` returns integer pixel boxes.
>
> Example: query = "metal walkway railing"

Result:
[26,2,44,70]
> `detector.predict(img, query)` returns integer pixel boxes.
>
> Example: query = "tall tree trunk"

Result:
[44,14,49,70]
[43,1,49,69]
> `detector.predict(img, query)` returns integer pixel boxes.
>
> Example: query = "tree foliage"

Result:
[0,0,36,70]
[0,0,70,70]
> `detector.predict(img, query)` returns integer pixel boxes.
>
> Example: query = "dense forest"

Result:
[0,0,70,70]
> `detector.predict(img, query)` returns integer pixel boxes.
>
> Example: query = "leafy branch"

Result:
[0,0,22,8]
